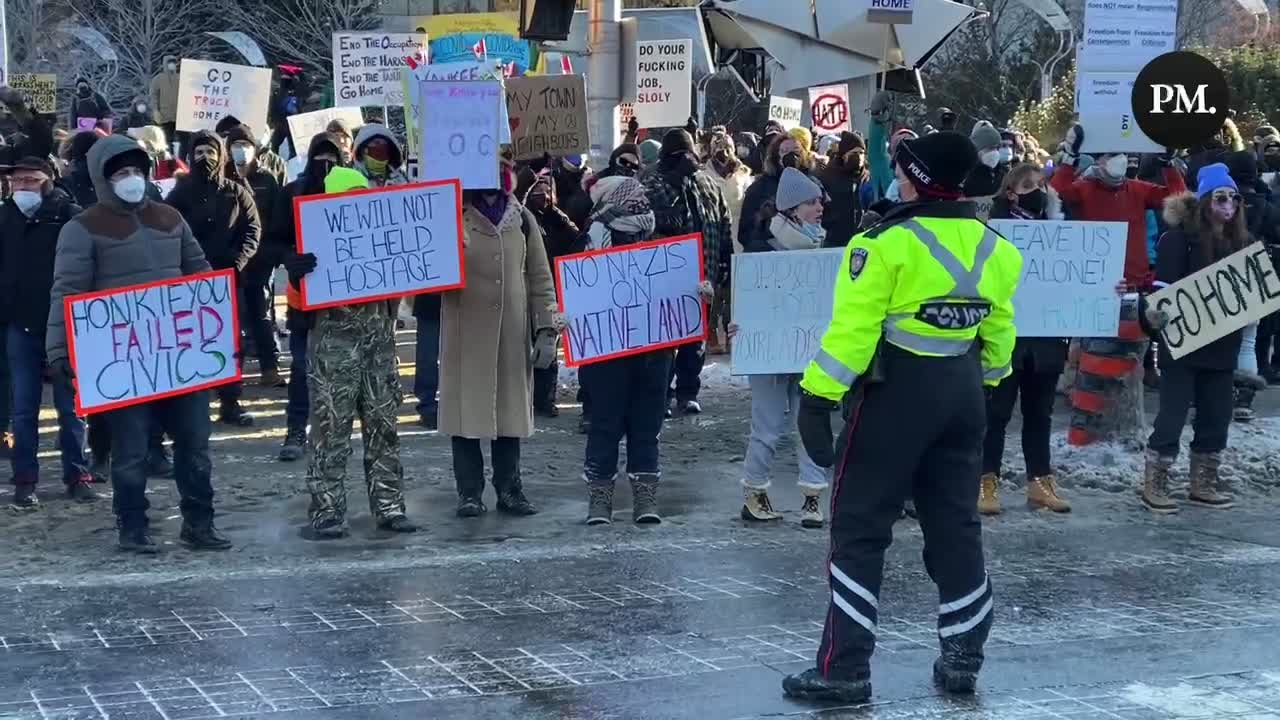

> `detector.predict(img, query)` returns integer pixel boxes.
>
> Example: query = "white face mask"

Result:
[979,150,1000,168]
[12,190,41,216]
[231,145,255,166]
[886,179,901,202]
[1104,154,1129,179]
[113,175,147,203]
[135,103,146,113]
[998,147,1013,164]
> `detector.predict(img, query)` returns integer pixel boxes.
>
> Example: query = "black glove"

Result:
[797,389,837,468]
[48,357,75,387]
[627,116,639,136]
[283,252,317,290]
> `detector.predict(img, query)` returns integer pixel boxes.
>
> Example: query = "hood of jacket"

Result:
[1162,191,1200,231]
[353,123,403,169]
[88,134,153,212]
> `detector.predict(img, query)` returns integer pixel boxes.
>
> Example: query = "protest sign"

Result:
[991,220,1128,337]
[419,80,501,190]
[555,234,706,367]
[865,0,915,24]
[634,40,692,129]
[294,180,465,311]
[505,74,589,161]
[64,269,241,415]
[809,84,851,134]
[731,249,843,375]
[403,60,507,157]
[972,195,995,222]
[175,59,272,133]
[768,96,803,131]
[8,73,56,114]
[332,32,427,107]
[286,107,366,152]
[1147,243,1280,360]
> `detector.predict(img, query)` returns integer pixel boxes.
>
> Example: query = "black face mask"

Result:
[842,152,864,174]
[306,159,336,188]
[1266,153,1280,171]
[781,152,801,170]
[76,85,91,98]
[1016,188,1046,216]
[1125,166,1140,179]
[660,152,698,178]
[195,155,220,180]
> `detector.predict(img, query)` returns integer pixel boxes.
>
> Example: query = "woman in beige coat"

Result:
[439,158,559,518]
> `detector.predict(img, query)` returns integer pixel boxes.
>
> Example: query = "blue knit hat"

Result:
[1196,162,1237,199]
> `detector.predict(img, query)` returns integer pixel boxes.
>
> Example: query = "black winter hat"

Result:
[12,155,53,177]
[837,131,865,155]
[103,149,151,180]
[223,124,257,148]
[70,131,100,163]
[610,143,639,167]
[187,130,224,162]
[1226,150,1259,186]
[894,131,977,199]
[214,115,243,136]
[660,129,696,158]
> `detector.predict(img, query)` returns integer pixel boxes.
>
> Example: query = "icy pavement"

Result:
[3,333,1280,719]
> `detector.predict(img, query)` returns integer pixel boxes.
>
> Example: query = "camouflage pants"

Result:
[305,306,406,525]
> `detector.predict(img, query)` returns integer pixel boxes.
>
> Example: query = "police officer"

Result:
[783,131,1022,703]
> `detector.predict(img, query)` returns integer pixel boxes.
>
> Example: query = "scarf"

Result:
[768,215,824,251]
[588,177,655,249]
[474,193,509,227]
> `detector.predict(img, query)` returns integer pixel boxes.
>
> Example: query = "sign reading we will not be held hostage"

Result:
[1148,243,1280,360]
[555,235,706,367]
[65,270,241,415]
[295,180,466,311]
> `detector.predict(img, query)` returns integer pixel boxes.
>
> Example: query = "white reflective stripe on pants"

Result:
[830,562,878,609]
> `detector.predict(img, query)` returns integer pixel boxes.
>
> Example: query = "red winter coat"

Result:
[1050,163,1186,287]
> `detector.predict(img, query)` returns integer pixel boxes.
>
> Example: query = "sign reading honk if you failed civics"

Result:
[295,180,466,310]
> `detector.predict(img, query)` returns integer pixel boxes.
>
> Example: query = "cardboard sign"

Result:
[634,40,692,129]
[175,59,272,133]
[865,0,915,24]
[332,32,427,107]
[8,73,56,114]
[730,248,843,375]
[555,234,706,367]
[808,84,851,134]
[1147,243,1280,360]
[768,96,803,131]
[971,195,995,222]
[419,80,502,190]
[402,60,509,157]
[64,270,241,415]
[505,74,589,161]
[990,220,1128,337]
[294,180,466,311]
[286,107,366,152]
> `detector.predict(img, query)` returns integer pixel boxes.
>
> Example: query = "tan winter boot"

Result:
[799,487,824,529]
[1141,449,1178,514]
[1188,451,1233,509]
[977,473,1001,515]
[1027,474,1071,513]
[741,486,783,522]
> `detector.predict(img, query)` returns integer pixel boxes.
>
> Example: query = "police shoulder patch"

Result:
[849,247,870,280]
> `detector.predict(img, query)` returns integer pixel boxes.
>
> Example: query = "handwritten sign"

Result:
[175,59,272,133]
[294,180,466,310]
[419,80,501,190]
[972,195,995,222]
[768,96,803,131]
[286,107,366,153]
[332,32,427,107]
[808,84,851,134]
[1147,243,1280,360]
[64,270,241,415]
[403,60,508,157]
[991,220,1127,337]
[555,234,706,367]
[634,40,692,129]
[731,249,843,375]
[8,73,56,114]
[505,74,589,161]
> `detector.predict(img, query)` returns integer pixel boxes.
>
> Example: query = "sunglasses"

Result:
[618,158,639,170]
[1211,192,1240,204]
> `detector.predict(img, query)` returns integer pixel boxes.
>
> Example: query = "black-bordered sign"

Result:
[1132,51,1230,149]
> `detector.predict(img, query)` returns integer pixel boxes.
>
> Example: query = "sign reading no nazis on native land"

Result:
[65,270,242,415]
[505,74,589,161]
[175,59,272,133]
[555,235,706,367]
[295,180,466,311]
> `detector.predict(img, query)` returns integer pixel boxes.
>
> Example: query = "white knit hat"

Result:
[776,167,822,211]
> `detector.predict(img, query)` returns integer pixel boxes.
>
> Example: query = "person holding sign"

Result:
[45,135,227,553]
[1138,167,1250,514]
[784,132,1023,704]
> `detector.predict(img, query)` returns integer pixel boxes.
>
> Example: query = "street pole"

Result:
[586,0,621,170]
[0,0,9,86]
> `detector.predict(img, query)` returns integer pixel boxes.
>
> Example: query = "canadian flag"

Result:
[472,37,488,60]
[502,61,518,78]
[560,54,573,74]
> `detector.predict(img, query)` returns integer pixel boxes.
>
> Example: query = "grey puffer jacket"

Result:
[46,134,211,363]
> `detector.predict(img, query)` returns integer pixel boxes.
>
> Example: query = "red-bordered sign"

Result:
[811,93,849,132]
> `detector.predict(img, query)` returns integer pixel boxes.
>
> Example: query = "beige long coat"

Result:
[439,199,556,440]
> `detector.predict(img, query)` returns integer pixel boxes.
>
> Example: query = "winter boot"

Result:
[259,368,287,388]
[496,485,538,516]
[630,473,661,524]
[219,400,255,427]
[977,473,1001,515]
[11,482,38,509]
[1026,474,1071,513]
[586,477,615,525]
[800,487,825,528]
[278,427,306,462]
[1188,451,1233,509]
[1233,386,1257,423]
[89,454,110,484]
[933,609,992,695]
[310,516,349,538]
[180,520,233,550]
[66,474,100,502]
[377,515,419,533]
[1141,449,1178,514]
[456,496,487,518]
[741,486,783,522]
[782,668,872,703]
[118,526,159,554]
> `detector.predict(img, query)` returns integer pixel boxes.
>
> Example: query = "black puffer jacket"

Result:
[0,188,81,334]
[166,130,261,271]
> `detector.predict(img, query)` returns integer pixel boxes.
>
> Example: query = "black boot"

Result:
[492,438,535,515]
[933,612,992,695]
[118,526,159,554]
[452,437,487,517]
[180,521,232,550]
[278,427,306,462]
[378,515,419,533]
[782,668,872,703]
[11,482,38,509]
[219,400,255,427]
[496,485,537,515]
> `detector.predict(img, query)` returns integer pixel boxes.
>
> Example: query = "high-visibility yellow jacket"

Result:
[801,206,1022,402]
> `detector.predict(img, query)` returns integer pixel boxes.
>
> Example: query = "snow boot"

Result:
[89,454,110,484]
[1141,449,1178,514]
[118,526,159,554]
[933,610,991,695]
[800,487,825,528]
[259,368,287,388]
[278,427,306,462]
[66,474,100,502]
[741,486,782,522]
[1188,451,1233,509]
[1233,385,1257,423]
[586,477,615,525]
[1027,474,1071,513]
[11,482,38,509]
[782,668,871,703]
[180,521,233,550]
[630,473,661,524]
[377,515,419,533]
[219,400,255,427]
[977,473,1001,515]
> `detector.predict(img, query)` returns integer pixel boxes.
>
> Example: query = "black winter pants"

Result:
[981,369,1059,478]
[1148,362,1233,457]
[451,436,520,499]
[817,345,992,680]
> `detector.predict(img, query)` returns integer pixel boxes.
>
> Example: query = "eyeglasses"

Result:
[1212,192,1240,204]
